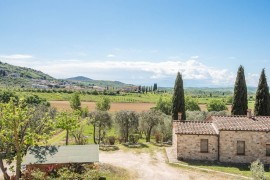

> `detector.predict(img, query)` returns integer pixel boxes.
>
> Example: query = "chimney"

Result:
[178,112,182,121]
[247,109,252,118]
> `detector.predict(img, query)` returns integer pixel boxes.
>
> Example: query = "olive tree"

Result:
[0,100,55,180]
[114,110,139,143]
[89,111,112,144]
[139,110,163,142]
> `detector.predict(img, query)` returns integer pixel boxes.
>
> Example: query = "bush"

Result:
[155,132,163,143]
[207,99,227,112]
[108,136,116,145]
[250,159,265,180]
[129,134,140,144]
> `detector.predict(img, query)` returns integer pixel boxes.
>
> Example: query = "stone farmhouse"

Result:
[173,110,270,164]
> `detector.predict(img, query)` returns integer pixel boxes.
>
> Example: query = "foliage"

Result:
[96,97,111,111]
[0,90,19,103]
[155,115,172,142]
[80,106,89,118]
[128,134,140,144]
[231,65,248,115]
[153,83,158,91]
[56,111,79,145]
[23,94,50,107]
[69,92,81,110]
[114,110,139,143]
[107,136,116,145]
[139,109,163,142]
[155,96,172,115]
[71,120,88,145]
[172,72,186,120]
[250,159,265,180]
[185,96,200,111]
[207,99,227,112]
[254,69,270,116]
[186,111,227,121]
[89,111,112,144]
[0,100,55,179]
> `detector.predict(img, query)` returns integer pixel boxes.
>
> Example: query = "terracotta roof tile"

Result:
[176,121,217,135]
[211,116,270,132]
[175,116,270,135]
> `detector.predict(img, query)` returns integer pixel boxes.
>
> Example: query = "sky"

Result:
[0,0,270,87]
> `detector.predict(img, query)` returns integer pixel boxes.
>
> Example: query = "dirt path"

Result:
[99,150,235,180]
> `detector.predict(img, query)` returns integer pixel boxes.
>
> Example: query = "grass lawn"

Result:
[173,160,270,179]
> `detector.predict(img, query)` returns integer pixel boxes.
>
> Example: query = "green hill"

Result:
[67,76,132,88]
[0,61,54,88]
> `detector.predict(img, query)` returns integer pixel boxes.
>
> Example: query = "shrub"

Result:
[250,159,265,180]
[129,134,140,144]
[155,132,163,143]
[108,136,116,145]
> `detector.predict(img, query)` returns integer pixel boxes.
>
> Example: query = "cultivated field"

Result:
[50,101,156,112]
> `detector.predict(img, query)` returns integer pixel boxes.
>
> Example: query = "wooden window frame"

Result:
[266,144,270,156]
[237,141,245,155]
[200,139,208,153]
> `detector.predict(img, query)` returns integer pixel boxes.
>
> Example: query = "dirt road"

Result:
[99,150,235,180]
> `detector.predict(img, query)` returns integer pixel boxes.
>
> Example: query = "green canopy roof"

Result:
[23,145,99,165]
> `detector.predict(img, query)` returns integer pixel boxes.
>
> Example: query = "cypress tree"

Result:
[254,69,270,116]
[172,72,186,120]
[231,65,248,115]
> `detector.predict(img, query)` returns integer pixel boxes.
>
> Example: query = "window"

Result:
[266,144,270,156]
[200,139,208,153]
[237,141,245,155]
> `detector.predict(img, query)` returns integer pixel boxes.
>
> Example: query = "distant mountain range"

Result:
[0,61,132,88]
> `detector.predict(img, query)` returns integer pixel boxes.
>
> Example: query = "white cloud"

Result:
[107,54,115,58]
[0,57,261,86]
[32,59,236,85]
[0,54,33,59]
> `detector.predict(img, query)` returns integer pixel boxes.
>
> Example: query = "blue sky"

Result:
[0,0,270,87]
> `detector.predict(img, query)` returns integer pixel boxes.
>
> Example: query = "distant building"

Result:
[121,86,139,93]
[31,84,49,89]
[173,110,270,164]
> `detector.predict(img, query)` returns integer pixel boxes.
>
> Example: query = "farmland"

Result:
[50,101,155,112]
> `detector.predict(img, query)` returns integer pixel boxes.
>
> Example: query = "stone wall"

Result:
[219,131,270,164]
[177,134,218,161]
[172,121,179,149]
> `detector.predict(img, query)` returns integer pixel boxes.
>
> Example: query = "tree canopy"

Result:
[139,109,163,142]
[89,110,112,144]
[172,72,186,120]
[254,69,270,116]
[207,99,227,112]
[56,111,79,145]
[185,96,200,111]
[231,65,248,115]
[114,110,139,143]
[69,92,81,110]
[0,100,54,179]
[96,97,111,111]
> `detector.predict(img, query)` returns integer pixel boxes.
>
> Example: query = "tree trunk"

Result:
[15,152,22,180]
[146,127,153,142]
[98,128,101,144]
[93,125,97,144]
[66,129,69,145]
[0,157,10,180]
[125,120,129,143]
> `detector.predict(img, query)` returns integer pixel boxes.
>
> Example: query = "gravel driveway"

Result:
[100,150,235,180]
